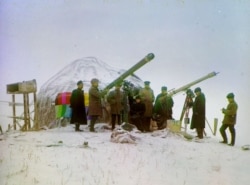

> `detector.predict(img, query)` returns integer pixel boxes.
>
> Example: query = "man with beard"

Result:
[70,80,87,131]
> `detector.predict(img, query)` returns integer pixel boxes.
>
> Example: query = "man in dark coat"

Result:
[190,87,206,139]
[153,86,174,129]
[129,95,146,132]
[70,80,87,131]
[88,78,103,132]
[219,93,238,146]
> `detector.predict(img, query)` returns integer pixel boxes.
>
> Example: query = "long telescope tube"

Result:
[168,71,218,96]
[103,53,155,91]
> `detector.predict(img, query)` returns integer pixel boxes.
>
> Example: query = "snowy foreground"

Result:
[0,124,249,185]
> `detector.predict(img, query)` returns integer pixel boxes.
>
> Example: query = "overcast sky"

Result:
[0,0,249,144]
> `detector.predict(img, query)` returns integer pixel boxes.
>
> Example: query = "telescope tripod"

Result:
[180,89,194,132]
[180,89,215,136]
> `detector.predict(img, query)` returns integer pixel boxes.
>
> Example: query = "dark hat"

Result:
[194,87,201,93]
[115,83,122,87]
[77,80,83,85]
[144,81,150,85]
[134,95,141,99]
[227,93,234,99]
[91,78,99,84]
[161,86,167,91]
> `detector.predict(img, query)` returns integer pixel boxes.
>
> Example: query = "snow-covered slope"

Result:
[0,125,249,185]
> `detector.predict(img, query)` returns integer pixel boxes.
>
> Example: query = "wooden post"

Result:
[23,93,27,131]
[12,94,17,130]
[214,118,218,136]
[26,93,31,129]
[33,92,39,130]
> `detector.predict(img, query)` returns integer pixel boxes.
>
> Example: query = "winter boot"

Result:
[75,123,82,132]
[219,126,228,143]
[89,120,95,132]
[229,131,236,146]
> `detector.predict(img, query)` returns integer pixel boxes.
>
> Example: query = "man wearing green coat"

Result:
[220,93,238,146]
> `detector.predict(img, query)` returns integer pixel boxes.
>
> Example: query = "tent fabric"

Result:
[55,92,71,105]
[54,92,89,119]
[55,105,72,118]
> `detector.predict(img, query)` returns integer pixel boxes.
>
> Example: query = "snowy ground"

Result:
[0,124,249,185]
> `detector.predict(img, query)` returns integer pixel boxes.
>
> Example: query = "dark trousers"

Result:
[220,124,236,145]
[111,114,121,130]
[75,122,80,131]
[121,110,129,123]
[89,115,98,131]
[130,116,144,132]
[156,114,168,130]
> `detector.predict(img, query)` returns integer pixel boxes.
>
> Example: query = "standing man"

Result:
[219,93,238,146]
[190,87,206,139]
[139,81,155,132]
[70,80,87,132]
[88,78,103,132]
[153,86,174,129]
[107,83,127,130]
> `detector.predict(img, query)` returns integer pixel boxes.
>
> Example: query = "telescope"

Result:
[101,53,155,95]
[168,71,219,97]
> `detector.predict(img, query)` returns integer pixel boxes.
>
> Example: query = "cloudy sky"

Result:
[0,0,249,144]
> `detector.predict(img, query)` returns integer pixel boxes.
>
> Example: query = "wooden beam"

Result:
[8,102,24,106]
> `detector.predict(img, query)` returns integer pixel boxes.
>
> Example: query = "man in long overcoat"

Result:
[88,78,103,132]
[190,87,206,139]
[70,80,87,131]
[139,81,155,132]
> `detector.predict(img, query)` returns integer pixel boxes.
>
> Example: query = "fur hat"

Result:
[194,87,201,93]
[91,78,99,84]
[77,80,83,85]
[161,86,167,91]
[134,95,141,99]
[115,82,122,87]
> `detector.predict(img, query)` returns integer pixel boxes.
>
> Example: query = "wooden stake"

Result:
[12,94,17,130]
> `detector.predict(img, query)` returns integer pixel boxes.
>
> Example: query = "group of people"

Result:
[187,87,238,146]
[70,78,105,132]
[70,79,238,146]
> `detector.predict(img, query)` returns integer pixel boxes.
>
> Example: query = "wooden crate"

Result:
[167,120,181,132]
